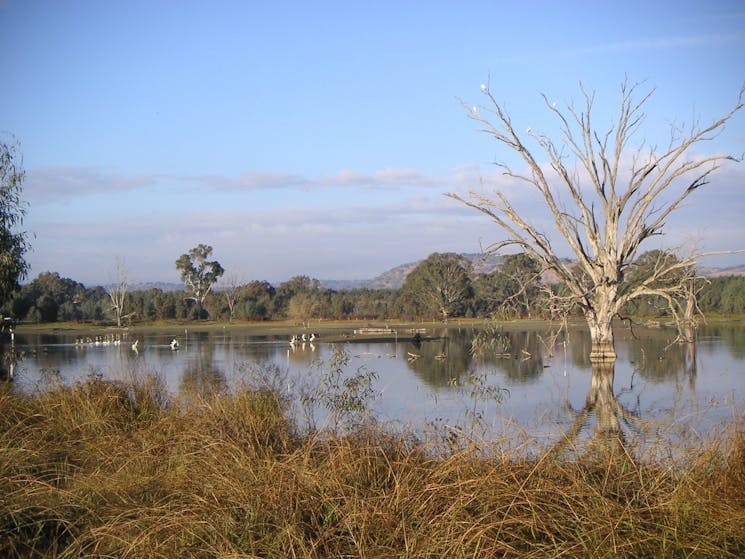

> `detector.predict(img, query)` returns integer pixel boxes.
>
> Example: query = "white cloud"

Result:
[194,171,311,191]
[24,167,157,203]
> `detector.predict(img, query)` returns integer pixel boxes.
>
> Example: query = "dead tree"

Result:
[106,257,130,328]
[222,273,243,322]
[449,80,743,360]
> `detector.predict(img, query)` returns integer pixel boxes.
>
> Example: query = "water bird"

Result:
[131,340,139,353]
[170,338,180,351]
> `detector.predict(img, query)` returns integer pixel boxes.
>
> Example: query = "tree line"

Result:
[3,250,745,326]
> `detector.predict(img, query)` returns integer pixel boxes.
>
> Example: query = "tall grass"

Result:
[1,367,744,558]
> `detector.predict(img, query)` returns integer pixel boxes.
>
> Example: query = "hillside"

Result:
[321,255,745,291]
[131,258,745,292]
[364,253,504,289]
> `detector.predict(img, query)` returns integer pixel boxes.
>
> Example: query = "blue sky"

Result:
[1,0,744,286]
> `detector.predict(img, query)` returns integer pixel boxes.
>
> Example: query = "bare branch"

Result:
[451,81,743,359]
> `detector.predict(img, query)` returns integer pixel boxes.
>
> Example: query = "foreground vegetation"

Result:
[2,369,744,558]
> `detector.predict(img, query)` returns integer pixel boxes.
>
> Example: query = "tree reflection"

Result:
[479,330,546,382]
[714,325,745,360]
[549,361,639,459]
[0,344,13,381]
[404,333,472,387]
[179,332,227,399]
[683,324,697,391]
[625,329,689,382]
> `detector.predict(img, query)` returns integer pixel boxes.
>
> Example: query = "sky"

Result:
[1,0,744,287]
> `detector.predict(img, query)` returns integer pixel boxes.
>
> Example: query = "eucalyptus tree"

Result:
[0,137,30,309]
[12,272,85,323]
[272,275,319,319]
[402,252,473,321]
[240,280,275,321]
[476,252,543,318]
[449,81,743,360]
[175,244,224,319]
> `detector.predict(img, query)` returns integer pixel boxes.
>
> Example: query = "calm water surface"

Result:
[7,323,745,449]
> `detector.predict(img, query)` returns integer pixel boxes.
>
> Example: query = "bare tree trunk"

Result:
[107,257,128,328]
[585,284,618,360]
[586,312,616,360]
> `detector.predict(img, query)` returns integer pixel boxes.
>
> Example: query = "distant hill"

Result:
[126,259,745,293]
[363,253,505,290]
[320,255,745,291]
[317,279,373,290]
[319,253,505,291]
[700,264,745,278]
[127,281,183,292]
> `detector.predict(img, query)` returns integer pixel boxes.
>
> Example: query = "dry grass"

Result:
[1,372,744,558]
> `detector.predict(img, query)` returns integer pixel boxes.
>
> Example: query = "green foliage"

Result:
[236,280,275,320]
[7,272,88,323]
[270,275,319,319]
[175,244,224,318]
[699,276,745,314]
[0,137,31,307]
[401,252,473,320]
[302,347,380,431]
[620,250,692,316]
[475,253,544,318]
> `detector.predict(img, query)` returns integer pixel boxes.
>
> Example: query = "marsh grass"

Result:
[1,367,744,558]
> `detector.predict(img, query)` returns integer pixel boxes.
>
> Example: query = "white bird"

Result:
[309,333,317,342]
[526,127,532,133]
[480,83,487,91]
[170,338,180,351]
[131,339,139,352]
[290,335,298,345]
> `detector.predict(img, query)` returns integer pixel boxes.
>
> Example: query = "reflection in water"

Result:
[404,329,551,388]
[479,330,547,383]
[549,361,638,459]
[705,325,745,359]
[404,330,470,386]
[179,332,228,398]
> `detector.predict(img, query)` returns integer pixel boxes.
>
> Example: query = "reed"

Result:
[1,370,743,558]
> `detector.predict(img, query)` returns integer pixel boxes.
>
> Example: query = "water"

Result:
[5,323,744,450]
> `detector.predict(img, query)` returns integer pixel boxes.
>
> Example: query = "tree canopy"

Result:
[0,137,31,308]
[401,252,473,321]
[175,244,224,319]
